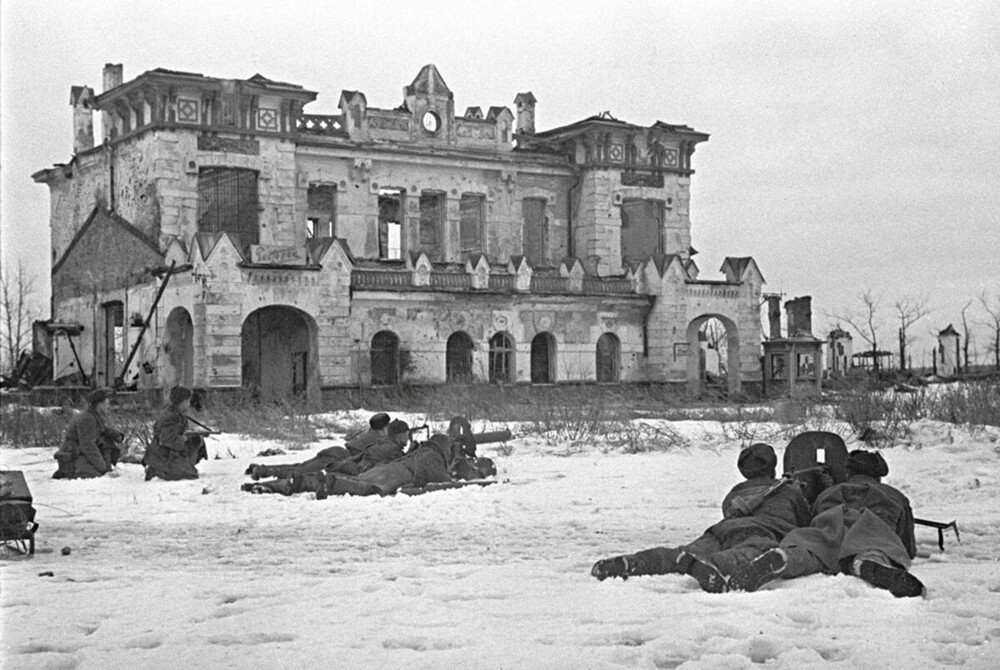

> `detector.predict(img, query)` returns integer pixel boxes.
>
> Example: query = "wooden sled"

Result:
[398,479,498,496]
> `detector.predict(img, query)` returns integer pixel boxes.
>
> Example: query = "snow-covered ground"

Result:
[1,415,999,669]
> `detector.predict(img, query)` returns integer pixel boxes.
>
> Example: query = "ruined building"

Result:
[33,64,765,402]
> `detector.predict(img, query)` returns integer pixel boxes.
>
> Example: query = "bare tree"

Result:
[830,290,884,374]
[701,318,728,375]
[0,259,41,374]
[980,289,1000,371]
[894,296,930,373]
[960,299,973,373]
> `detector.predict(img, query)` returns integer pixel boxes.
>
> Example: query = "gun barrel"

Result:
[473,430,512,445]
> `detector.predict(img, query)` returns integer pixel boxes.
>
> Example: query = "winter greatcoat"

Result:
[331,439,451,496]
[634,476,812,575]
[53,406,110,479]
[145,406,201,481]
[344,429,385,457]
[780,474,916,575]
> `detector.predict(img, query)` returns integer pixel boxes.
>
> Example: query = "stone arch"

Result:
[686,314,741,396]
[530,332,556,384]
[446,331,474,382]
[489,332,515,383]
[371,330,400,385]
[164,307,194,388]
[241,305,319,402]
[596,332,620,383]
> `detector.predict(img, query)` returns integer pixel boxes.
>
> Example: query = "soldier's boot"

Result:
[853,558,925,598]
[726,549,787,592]
[686,554,729,593]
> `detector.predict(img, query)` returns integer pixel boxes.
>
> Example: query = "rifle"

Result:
[184,414,221,437]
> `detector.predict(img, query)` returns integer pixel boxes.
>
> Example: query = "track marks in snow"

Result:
[206,632,298,646]
[123,634,163,650]
[381,636,464,651]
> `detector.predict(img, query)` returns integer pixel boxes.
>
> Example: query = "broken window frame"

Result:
[197,167,260,247]
[596,332,621,383]
[306,183,337,240]
[522,197,549,267]
[770,354,786,380]
[488,332,515,384]
[797,352,816,379]
[418,191,445,250]
[378,188,404,260]
[459,193,485,256]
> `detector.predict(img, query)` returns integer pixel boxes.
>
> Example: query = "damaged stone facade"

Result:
[34,63,765,401]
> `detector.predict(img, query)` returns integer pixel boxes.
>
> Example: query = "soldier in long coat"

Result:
[144,386,205,481]
[53,388,119,479]
[246,433,457,497]
[725,450,924,597]
[592,443,812,592]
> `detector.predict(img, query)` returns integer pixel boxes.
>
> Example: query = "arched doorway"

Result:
[530,332,556,384]
[489,332,515,383]
[686,314,741,396]
[371,331,400,385]
[446,331,474,382]
[596,333,620,382]
[241,306,318,402]
[165,307,194,388]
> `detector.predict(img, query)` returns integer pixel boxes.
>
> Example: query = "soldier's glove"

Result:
[591,554,644,581]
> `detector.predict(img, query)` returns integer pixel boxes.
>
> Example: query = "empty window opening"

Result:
[378,189,404,260]
[620,199,663,267]
[198,167,260,246]
[596,333,620,383]
[307,184,336,239]
[371,330,400,385]
[102,301,125,384]
[530,332,555,384]
[522,197,549,266]
[460,193,484,255]
[419,192,444,254]
[446,331,474,382]
[489,332,514,383]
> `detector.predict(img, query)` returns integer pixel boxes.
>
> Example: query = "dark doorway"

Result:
[165,307,194,388]
[241,306,316,401]
[596,333,620,382]
[446,331,474,382]
[489,332,514,383]
[371,331,400,385]
[530,332,555,384]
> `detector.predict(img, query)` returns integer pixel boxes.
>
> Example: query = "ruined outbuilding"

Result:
[762,296,823,397]
[33,64,765,401]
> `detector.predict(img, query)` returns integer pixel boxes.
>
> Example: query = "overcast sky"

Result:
[2,0,998,366]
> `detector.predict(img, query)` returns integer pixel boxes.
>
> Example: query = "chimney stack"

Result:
[102,63,123,92]
[785,296,814,337]
[514,92,536,135]
[70,86,95,154]
[767,295,782,339]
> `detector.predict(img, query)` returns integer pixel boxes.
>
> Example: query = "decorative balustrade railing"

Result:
[350,269,411,288]
[488,275,516,290]
[582,278,634,294]
[531,276,570,293]
[430,273,471,289]
[297,114,345,136]
[684,282,741,300]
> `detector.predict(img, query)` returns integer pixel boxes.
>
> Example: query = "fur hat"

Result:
[847,450,889,478]
[369,413,391,431]
[387,419,410,437]
[87,388,111,405]
[169,386,192,406]
[737,443,777,478]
